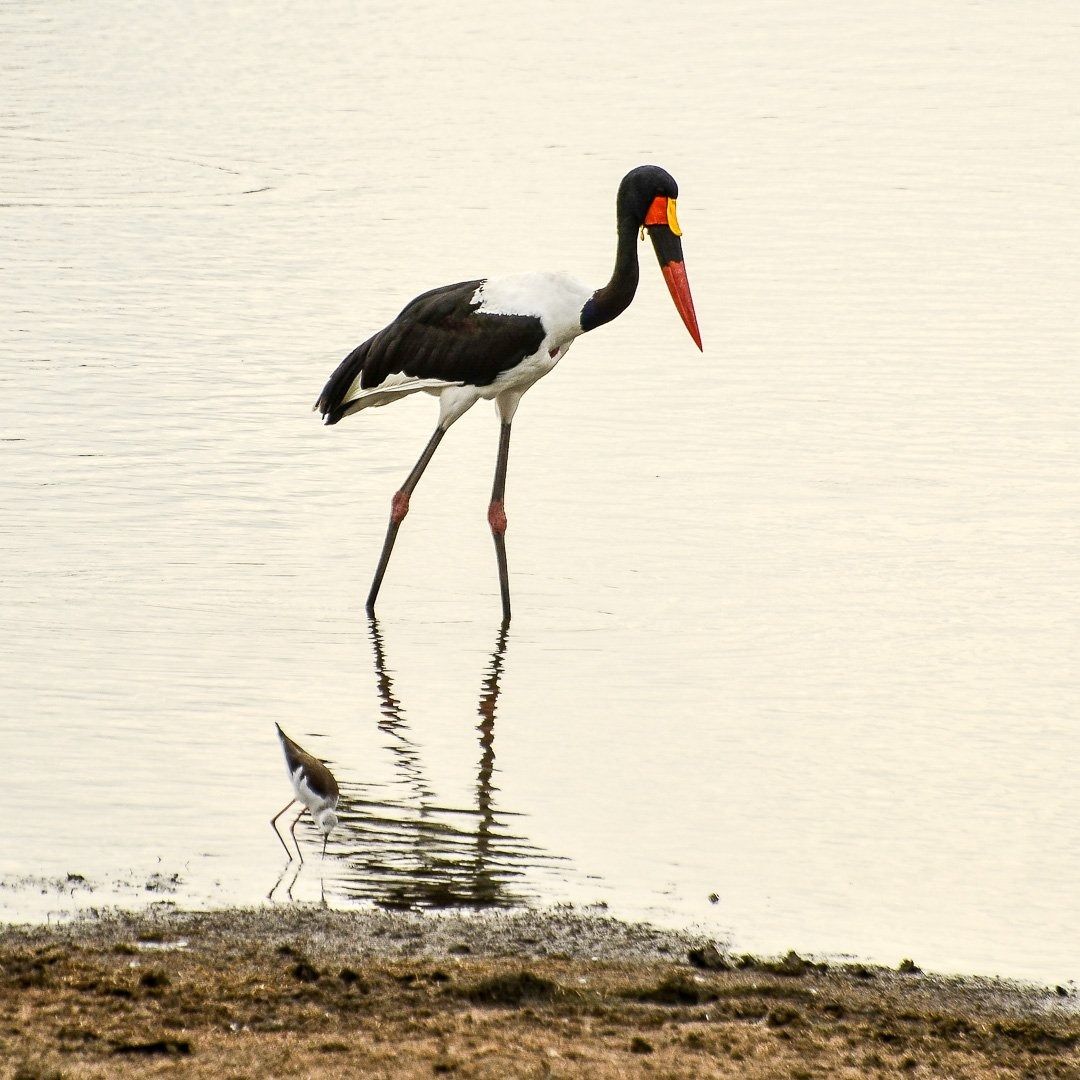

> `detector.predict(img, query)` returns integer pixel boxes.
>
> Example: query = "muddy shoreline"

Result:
[1,907,1076,1077]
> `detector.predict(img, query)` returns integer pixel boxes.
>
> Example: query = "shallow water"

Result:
[1,2,1077,984]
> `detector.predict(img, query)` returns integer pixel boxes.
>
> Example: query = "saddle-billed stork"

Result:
[316,165,702,622]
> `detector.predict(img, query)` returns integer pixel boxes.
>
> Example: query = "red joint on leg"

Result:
[390,490,410,524]
[488,500,507,536]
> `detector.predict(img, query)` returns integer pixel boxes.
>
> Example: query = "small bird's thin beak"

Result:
[645,198,703,351]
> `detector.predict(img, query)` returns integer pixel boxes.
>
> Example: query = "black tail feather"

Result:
[315,339,372,425]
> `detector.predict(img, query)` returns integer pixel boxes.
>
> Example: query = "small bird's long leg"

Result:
[367,424,448,615]
[289,808,307,865]
[488,420,513,624]
[270,800,298,861]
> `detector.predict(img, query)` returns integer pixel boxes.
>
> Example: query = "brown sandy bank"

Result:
[1,907,1076,1078]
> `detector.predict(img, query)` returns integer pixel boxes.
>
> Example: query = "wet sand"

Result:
[1,907,1076,1078]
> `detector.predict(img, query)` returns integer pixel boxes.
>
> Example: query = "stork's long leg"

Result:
[271,800,298,861]
[488,421,512,624]
[367,424,448,615]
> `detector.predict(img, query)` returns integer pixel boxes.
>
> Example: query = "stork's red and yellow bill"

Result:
[644,195,703,351]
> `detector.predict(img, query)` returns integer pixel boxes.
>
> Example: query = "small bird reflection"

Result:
[323,618,570,910]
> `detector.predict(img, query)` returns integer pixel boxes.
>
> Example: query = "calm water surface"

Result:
[2,2,1077,984]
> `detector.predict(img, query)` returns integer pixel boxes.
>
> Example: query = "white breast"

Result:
[472,272,592,399]
[472,271,592,345]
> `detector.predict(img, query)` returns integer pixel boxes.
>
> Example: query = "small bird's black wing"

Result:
[316,280,546,425]
[276,724,307,774]
[276,724,339,800]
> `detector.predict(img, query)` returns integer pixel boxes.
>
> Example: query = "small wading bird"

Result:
[271,724,340,863]
[315,165,703,621]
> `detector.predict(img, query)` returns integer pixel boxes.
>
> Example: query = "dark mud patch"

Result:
[463,970,563,1005]
[113,1038,192,1056]
[626,974,718,1006]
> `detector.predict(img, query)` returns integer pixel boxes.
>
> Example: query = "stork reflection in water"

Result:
[323,620,569,909]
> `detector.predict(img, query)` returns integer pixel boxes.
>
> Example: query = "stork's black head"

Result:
[618,165,702,350]
[617,165,680,225]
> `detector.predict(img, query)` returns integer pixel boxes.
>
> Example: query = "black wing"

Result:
[316,280,546,425]
[276,724,339,800]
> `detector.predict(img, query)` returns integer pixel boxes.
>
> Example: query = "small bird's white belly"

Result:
[292,767,335,814]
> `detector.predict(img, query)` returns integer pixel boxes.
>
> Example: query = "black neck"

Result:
[580,212,640,333]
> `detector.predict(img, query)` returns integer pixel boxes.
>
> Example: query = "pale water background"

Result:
[1,2,1077,985]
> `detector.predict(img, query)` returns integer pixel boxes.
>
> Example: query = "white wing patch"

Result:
[472,272,592,343]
